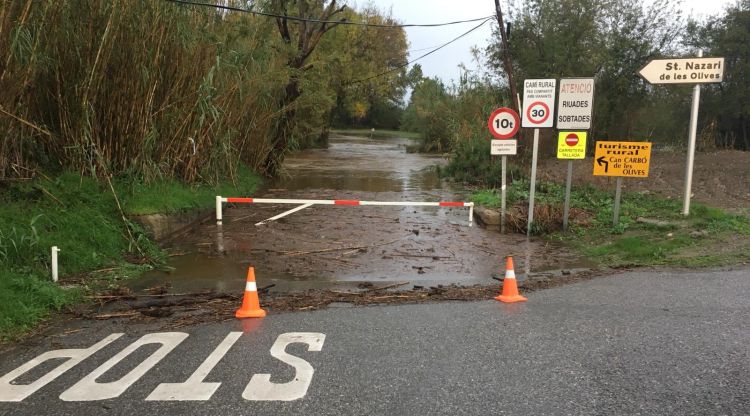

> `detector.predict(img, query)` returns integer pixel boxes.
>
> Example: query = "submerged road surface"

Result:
[2,267,749,415]
[132,135,591,294]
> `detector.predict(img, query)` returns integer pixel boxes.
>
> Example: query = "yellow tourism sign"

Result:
[557,131,587,159]
[593,141,652,177]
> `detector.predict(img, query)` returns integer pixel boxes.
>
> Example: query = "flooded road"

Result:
[132,135,589,294]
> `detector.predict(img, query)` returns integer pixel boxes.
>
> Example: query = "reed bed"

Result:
[0,0,294,182]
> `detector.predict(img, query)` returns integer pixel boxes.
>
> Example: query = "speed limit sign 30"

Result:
[526,102,550,125]
[522,79,556,128]
[487,107,520,139]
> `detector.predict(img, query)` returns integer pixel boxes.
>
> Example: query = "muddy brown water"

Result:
[131,135,592,294]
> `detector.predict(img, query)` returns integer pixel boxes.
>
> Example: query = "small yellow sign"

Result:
[557,131,587,159]
[593,141,652,177]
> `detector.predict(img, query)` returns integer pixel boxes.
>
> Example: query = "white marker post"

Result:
[522,79,557,235]
[51,246,60,282]
[638,52,724,216]
[488,107,521,234]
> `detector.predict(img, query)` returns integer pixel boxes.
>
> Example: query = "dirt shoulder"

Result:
[537,149,750,213]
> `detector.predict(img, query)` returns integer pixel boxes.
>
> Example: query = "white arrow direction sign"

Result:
[638,57,725,84]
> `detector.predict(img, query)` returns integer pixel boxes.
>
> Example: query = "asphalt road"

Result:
[1,267,749,415]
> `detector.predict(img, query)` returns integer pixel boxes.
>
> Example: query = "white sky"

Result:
[361,0,737,82]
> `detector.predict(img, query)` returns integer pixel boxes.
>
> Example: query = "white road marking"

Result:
[0,334,122,402]
[145,332,242,401]
[59,332,188,401]
[243,332,326,401]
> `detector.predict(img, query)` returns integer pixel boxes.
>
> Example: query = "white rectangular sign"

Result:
[556,78,594,130]
[491,139,517,155]
[638,57,724,84]
[522,79,556,128]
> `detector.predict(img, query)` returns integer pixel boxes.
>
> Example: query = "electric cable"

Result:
[164,0,495,28]
[346,17,492,85]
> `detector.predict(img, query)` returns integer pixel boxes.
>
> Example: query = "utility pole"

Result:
[493,0,519,112]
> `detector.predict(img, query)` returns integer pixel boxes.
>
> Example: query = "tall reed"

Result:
[0,0,290,183]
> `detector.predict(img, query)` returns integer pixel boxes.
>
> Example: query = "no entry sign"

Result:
[557,78,594,130]
[487,107,520,139]
[556,131,587,159]
[522,79,556,128]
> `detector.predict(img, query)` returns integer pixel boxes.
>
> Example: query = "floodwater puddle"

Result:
[131,135,594,294]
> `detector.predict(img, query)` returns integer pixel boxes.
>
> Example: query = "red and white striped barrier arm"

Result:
[216,196,474,226]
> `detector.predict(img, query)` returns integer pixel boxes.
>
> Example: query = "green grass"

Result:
[119,165,262,215]
[0,268,80,338]
[331,128,421,140]
[0,168,261,340]
[471,180,750,268]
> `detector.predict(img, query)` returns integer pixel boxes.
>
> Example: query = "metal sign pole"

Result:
[527,128,540,235]
[501,155,507,234]
[563,160,573,231]
[683,49,703,216]
[613,177,623,226]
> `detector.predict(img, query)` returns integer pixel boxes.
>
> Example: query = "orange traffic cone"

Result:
[236,267,267,318]
[494,256,527,303]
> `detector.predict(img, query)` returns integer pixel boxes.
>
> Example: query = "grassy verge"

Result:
[0,168,261,340]
[471,181,750,268]
[331,128,421,140]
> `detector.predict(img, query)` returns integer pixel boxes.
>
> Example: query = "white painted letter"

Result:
[60,332,188,401]
[0,334,122,402]
[243,332,325,401]
[145,332,242,401]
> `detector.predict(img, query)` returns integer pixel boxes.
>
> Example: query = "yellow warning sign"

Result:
[593,141,652,177]
[557,132,587,159]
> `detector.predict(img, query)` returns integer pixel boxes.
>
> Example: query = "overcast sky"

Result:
[360,0,738,82]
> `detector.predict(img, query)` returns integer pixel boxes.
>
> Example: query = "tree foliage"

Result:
[0,0,409,180]
[488,0,684,140]
[686,0,750,149]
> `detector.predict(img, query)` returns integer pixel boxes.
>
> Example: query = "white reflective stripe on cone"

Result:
[245,281,257,292]
[505,270,516,279]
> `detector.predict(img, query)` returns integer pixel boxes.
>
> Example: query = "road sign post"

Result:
[487,107,520,233]
[501,155,507,234]
[557,131,587,230]
[638,51,724,216]
[593,141,652,226]
[556,78,594,231]
[563,160,573,230]
[613,177,623,226]
[522,79,556,235]
[684,50,703,216]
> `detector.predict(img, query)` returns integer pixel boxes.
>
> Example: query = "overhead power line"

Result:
[346,17,492,85]
[164,0,495,28]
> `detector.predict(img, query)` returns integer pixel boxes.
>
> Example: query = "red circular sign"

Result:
[525,101,551,124]
[565,133,579,146]
[487,107,520,139]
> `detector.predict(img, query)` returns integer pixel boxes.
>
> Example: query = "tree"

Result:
[322,5,409,130]
[686,0,750,149]
[486,0,683,140]
[263,0,347,175]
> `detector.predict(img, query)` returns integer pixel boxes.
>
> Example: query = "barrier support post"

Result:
[216,196,223,225]
[469,203,474,227]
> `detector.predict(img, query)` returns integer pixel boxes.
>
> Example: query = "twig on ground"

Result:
[368,281,410,291]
